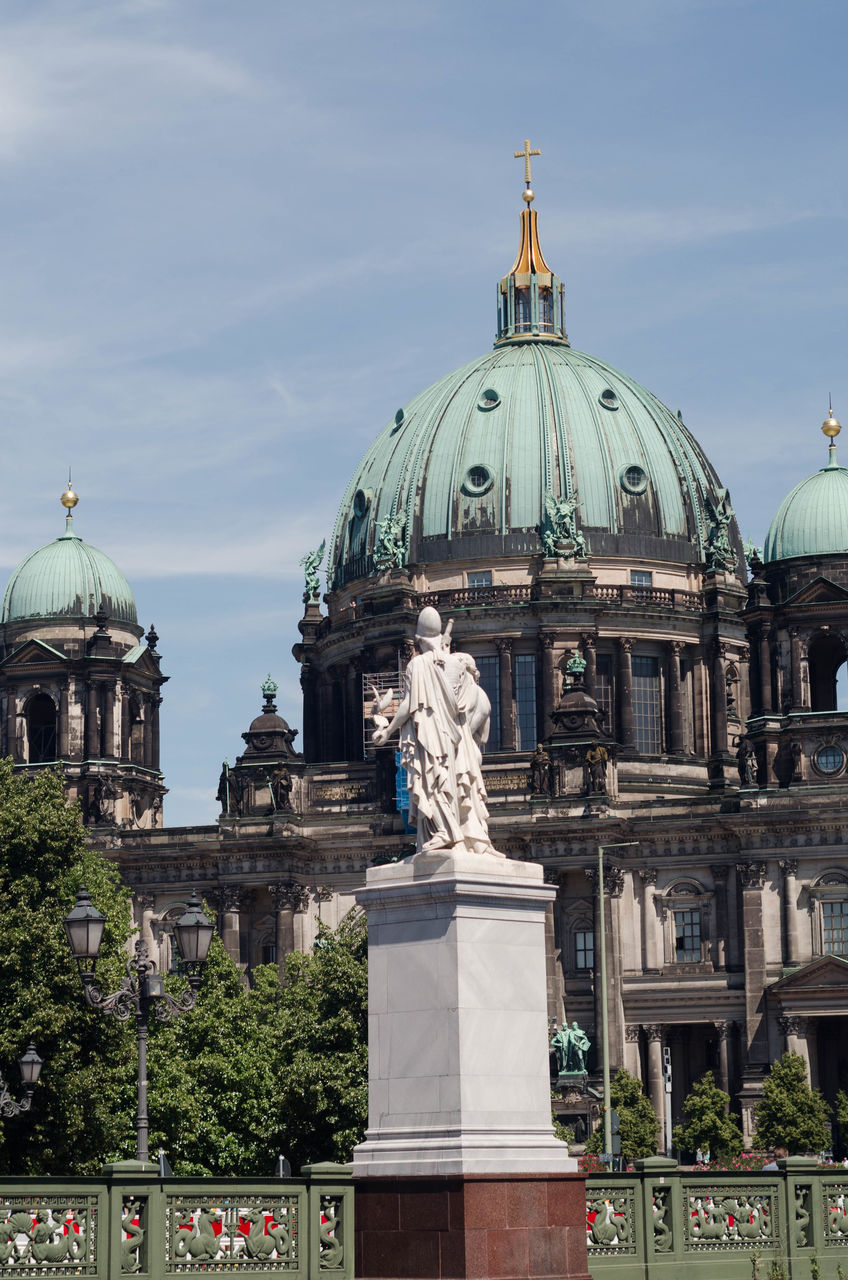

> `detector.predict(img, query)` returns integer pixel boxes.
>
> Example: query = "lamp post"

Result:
[0,1044,43,1118]
[597,841,638,1162]
[63,886,214,1164]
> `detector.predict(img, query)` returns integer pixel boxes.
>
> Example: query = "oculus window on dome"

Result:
[620,464,648,496]
[599,389,620,411]
[462,465,494,497]
[391,408,405,434]
[477,389,501,412]
[813,744,846,777]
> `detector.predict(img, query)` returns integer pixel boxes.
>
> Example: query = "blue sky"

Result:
[1,0,846,824]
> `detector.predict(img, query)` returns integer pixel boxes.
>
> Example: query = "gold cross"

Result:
[514,138,541,187]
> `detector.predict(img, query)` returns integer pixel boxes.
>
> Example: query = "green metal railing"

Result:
[0,1161,352,1280]
[586,1157,848,1279]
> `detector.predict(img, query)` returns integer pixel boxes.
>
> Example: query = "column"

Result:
[710,865,729,970]
[142,696,154,768]
[711,640,728,755]
[219,886,243,967]
[151,696,162,771]
[58,682,70,759]
[120,687,131,760]
[617,638,634,748]
[138,894,156,952]
[581,632,597,698]
[102,684,115,759]
[540,633,557,739]
[780,859,801,967]
[345,658,362,760]
[779,1015,811,1082]
[269,883,296,979]
[4,693,13,760]
[714,1020,731,1096]
[639,869,659,973]
[316,676,332,763]
[667,641,684,754]
[790,630,805,710]
[645,1024,665,1143]
[624,1025,641,1077]
[85,683,99,759]
[300,665,318,763]
[496,639,515,750]
[737,861,770,1065]
[759,627,773,714]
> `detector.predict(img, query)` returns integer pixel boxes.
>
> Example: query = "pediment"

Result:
[0,638,68,667]
[121,646,161,677]
[768,954,848,993]
[785,577,848,606]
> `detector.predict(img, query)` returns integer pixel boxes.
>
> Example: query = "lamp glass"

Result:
[17,1044,42,1088]
[173,892,214,964]
[63,886,106,962]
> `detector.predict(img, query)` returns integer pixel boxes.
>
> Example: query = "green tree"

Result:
[270,909,368,1169]
[835,1088,848,1146]
[0,761,135,1174]
[148,910,368,1174]
[585,1068,658,1159]
[671,1071,743,1159]
[755,1052,832,1155]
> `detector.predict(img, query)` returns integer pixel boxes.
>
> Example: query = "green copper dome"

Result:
[764,448,848,563]
[329,341,740,588]
[2,515,138,626]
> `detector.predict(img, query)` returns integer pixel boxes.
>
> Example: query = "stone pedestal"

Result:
[353,850,589,1279]
[355,1174,591,1280]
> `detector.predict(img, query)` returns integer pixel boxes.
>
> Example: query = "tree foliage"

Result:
[755,1052,832,1155]
[0,761,135,1174]
[671,1071,743,1159]
[148,910,368,1175]
[585,1068,659,1159]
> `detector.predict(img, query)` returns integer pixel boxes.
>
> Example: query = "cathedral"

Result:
[4,154,848,1152]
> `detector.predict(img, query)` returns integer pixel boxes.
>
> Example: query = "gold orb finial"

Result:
[61,485,78,510]
[823,408,842,440]
[522,187,534,204]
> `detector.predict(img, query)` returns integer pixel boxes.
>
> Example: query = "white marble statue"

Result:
[371,606,497,855]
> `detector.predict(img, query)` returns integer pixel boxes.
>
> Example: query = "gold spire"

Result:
[514,138,541,204]
[60,469,79,511]
[823,398,841,440]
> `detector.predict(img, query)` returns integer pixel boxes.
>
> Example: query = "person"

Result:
[371,607,497,855]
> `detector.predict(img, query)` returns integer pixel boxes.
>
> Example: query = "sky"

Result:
[1,0,846,825]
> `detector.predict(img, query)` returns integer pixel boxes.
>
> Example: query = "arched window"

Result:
[27,694,56,763]
[808,633,847,711]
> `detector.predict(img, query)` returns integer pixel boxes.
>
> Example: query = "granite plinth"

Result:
[353,849,576,1178]
[354,1174,592,1280]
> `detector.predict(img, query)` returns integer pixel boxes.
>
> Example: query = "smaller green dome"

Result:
[2,515,138,626]
[764,450,848,562]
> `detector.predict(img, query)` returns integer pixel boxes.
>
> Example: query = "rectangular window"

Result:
[468,570,492,589]
[632,655,662,753]
[630,570,653,588]
[515,654,537,750]
[476,656,501,752]
[262,942,277,965]
[823,900,848,955]
[674,909,701,962]
[596,654,615,737]
[575,929,594,970]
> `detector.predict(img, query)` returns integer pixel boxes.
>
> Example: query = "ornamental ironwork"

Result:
[0,1200,98,1274]
[683,1185,776,1249]
[586,1190,635,1254]
[165,1196,299,1272]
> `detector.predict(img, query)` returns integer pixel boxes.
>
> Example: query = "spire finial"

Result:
[823,399,842,467]
[514,138,541,204]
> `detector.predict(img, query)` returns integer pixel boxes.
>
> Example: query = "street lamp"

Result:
[63,886,214,1164]
[0,1044,43,1118]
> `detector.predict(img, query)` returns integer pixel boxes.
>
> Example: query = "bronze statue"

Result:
[530,743,553,796]
[550,1019,590,1074]
[584,744,608,794]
